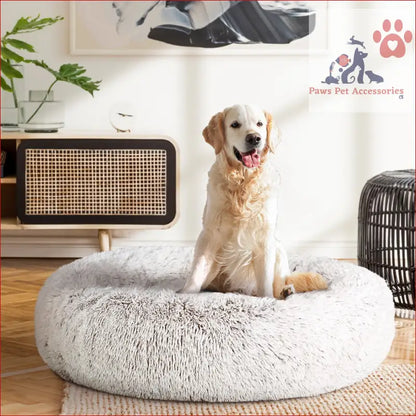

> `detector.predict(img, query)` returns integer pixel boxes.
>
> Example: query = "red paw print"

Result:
[373,19,412,58]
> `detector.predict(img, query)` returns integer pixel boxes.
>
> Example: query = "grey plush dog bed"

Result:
[35,246,395,402]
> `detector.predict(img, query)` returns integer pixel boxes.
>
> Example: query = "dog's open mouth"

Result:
[233,147,261,168]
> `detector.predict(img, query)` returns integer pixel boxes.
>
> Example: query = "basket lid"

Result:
[380,169,415,179]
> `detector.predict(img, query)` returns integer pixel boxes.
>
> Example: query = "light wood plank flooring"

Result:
[1,258,415,415]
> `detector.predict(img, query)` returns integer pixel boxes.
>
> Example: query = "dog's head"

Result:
[203,104,277,169]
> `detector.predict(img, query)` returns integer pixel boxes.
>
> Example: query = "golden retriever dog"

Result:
[180,104,328,299]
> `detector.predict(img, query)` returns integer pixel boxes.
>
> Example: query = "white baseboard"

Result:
[1,236,357,259]
[285,240,357,259]
[1,236,99,258]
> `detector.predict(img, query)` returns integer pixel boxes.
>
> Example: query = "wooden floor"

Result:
[1,258,415,415]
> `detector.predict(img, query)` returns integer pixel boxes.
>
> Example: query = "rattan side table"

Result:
[358,170,415,317]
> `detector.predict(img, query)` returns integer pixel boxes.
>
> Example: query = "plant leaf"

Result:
[6,38,35,52]
[25,60,101,96]
[1,47,24,62]
[1,76,13,92]
[1,59,23,79]
[59,63,86,77]
[10,15,63,35]
[58,63,101,96]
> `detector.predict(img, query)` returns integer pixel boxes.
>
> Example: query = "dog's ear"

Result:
[203,112,225,155]
[264,111,279,154]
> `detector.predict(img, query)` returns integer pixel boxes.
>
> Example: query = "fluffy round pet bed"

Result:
[35,246,395,402]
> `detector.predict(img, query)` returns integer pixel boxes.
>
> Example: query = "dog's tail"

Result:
[285,272,328,293]
[273,271,328,299]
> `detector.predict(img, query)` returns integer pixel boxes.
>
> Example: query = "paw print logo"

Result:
[373,19,412,58]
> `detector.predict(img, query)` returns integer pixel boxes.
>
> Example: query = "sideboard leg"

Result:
[98,229,111,252]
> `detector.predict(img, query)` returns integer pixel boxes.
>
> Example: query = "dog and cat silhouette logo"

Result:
[322,19,413,85]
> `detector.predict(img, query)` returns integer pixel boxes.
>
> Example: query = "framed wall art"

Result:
[70,1,328,55]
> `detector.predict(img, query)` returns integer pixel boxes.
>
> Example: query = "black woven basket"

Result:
[358,170,415,313]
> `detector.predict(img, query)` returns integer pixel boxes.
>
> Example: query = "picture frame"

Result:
[69,1,329,56]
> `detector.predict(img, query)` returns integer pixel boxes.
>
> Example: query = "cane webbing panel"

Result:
[25,148,166,216]
[17,139,176,225]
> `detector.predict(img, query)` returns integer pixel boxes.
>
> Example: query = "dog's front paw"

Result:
[280,284,295,299]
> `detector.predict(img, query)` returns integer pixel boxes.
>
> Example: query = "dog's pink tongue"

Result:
[241,149,260,168]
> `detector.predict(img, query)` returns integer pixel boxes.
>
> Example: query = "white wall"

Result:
[1,1,414,258]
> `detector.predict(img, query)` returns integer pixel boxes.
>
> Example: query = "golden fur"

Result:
[222,163,267,220]
[203,109,274,220]
[181,104,328,299]
[273,272,329,299]
[203,112,226,155]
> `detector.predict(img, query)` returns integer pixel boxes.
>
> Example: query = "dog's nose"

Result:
[245,134,261,146]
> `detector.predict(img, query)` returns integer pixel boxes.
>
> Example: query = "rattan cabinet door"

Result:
[17,139,176,225]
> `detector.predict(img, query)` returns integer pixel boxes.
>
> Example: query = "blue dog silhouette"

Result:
[341,48,368,84]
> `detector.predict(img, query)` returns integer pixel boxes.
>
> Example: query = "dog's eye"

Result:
[257,121,263,127]
[230,121,241,128]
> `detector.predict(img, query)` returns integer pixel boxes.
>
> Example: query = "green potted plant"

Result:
[1,15,101,132]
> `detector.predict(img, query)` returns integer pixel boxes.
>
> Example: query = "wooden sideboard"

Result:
[1,131,178,251]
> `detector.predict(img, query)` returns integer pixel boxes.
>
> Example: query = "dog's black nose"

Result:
[245,134,261,146]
